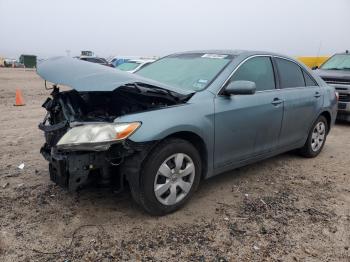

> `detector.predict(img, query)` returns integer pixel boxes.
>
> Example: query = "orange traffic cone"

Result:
[14,89,25,106]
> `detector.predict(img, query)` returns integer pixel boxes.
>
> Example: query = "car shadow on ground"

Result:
[69,151,300,219]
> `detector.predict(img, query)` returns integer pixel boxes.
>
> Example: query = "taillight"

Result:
[335,91,339,101]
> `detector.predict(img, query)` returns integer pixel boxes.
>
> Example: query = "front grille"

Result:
[338,103,347,110]
[335,87,348,91]
[323,78,350,85]
[339,94,350,102]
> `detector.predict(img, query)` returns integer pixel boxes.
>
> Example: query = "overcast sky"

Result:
[1,0,349,59]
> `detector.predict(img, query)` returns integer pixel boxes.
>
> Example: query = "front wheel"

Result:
[132,138,201,216]
[298,115,328,158]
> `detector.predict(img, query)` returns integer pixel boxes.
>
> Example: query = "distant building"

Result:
[19,54,37,68]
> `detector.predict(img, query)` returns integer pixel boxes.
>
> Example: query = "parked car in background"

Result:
[110,56,158,68]
[313,50,350,121]
[79,56,114,67]
[14,62,25,68]
[115,58,155,73]
[3,59,25,68]
[37,50,337,215]
[109,56,135,67]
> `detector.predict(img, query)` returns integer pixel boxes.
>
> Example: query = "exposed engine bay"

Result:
[39,84,190,192]
[40,84,189,147]
[43,84,185,124]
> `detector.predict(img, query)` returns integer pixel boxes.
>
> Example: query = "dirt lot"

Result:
[0,68,349,261]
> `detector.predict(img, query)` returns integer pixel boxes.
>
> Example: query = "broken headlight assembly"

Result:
[56,122,141,150]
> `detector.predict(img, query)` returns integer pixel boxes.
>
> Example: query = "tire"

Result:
[298,115,328,158]
[131,138,202,216]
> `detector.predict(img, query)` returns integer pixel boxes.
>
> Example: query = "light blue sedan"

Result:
[37,50,337,215]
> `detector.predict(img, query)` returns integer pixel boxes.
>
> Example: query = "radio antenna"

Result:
[315,41,322,66]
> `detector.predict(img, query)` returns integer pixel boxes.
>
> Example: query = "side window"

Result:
[302,70,318,86]
[230,57,275,91]
[275,58,305,88]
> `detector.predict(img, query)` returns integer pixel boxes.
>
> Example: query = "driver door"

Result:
[214,56,283,171]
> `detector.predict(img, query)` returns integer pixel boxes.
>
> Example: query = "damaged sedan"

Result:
[37,51,337,215]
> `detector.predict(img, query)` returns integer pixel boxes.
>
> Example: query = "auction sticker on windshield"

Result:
[192,79,208,89]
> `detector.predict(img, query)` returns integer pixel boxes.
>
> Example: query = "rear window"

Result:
[275,58,305,88]
[302,71,318,86]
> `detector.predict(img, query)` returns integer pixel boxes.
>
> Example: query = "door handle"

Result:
[271,98,283,106]
[314,92,321,98]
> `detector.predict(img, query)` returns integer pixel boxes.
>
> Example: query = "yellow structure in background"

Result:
[297,56,329,68]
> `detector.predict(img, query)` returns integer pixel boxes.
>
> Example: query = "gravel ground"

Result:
[0,68,349,261]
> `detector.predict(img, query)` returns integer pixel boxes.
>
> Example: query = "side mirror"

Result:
[312,66,319,70]
[223,80,256,96]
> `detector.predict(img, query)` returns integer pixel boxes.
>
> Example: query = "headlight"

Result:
[57,122,141,147]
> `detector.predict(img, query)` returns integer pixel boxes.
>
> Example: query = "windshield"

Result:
[117,61,140,71]
[136,53,233,91]
[320,54,350,70]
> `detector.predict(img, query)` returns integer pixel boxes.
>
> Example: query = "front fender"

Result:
[115,91,215,177]
[116,92,214,142]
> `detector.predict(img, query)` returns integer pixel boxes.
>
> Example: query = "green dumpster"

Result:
[19,54,37,68]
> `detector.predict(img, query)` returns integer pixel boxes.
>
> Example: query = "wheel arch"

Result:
[320,110,332,134]
[163,131,208,180]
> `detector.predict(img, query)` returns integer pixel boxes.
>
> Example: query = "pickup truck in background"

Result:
[314,51,350,122]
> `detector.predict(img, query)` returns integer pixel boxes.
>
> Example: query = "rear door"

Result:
[214,56,283,170]
[274,57,323,148]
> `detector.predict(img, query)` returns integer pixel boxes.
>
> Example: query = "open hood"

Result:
[37,56,192,95]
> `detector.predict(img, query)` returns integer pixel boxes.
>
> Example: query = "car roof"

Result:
[170,49,291,59]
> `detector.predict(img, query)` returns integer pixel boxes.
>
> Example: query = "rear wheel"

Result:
[131,138,201,215]
[298,115,328,158]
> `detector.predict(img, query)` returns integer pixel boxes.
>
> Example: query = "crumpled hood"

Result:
[37,56,192,95]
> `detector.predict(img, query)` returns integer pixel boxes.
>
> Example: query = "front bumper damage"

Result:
[36,57,190,193]
[38,86,156,192]
[39,123,153,192]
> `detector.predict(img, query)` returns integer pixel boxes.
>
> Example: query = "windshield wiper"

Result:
[144,85,182,102]
[124,83,182,102]
[125,83,143,93]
